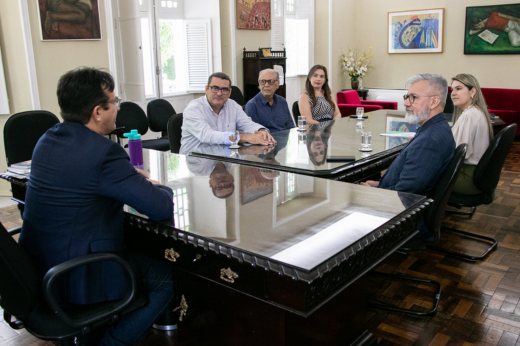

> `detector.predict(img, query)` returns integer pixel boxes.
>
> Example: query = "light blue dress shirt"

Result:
[180,96,264,155]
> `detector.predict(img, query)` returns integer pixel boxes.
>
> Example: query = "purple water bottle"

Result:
[123,130,144,170]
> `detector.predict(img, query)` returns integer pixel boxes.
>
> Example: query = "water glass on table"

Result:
[360,131,372,152]
[297,116,306,131]
[229,130,240,149]
[356,107,364,119]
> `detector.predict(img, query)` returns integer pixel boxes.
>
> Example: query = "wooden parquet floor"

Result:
[1,140,520,346]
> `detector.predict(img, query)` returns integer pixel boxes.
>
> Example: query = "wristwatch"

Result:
[258,128,270,133]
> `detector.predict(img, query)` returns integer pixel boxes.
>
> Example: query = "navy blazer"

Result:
[380,112,455,195]
[379,112,455,239]
[19,122,173,304]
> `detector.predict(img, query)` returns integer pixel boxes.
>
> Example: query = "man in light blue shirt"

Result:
[245,69,294,133]
[180,72,276,155]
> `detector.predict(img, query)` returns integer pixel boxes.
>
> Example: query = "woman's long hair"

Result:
[306,120,334,166]
[452,74,493,140]
[305,65,336,112]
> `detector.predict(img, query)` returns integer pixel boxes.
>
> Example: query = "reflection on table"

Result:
[128,149,427,273]
[189,110,413,181]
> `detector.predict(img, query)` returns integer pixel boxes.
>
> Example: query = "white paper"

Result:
[478,30,499,45]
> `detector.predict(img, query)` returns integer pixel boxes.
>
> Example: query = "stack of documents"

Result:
[380,131,416,139]
[3,161,31,179]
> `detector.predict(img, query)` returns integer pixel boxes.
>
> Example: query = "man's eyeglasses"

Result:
[213,182,233,190]
[104,96,121,109]
[403,94,436,104]
[258,79,278,85]
[209,86,231,95]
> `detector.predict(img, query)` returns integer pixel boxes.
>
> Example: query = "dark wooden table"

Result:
[190,110,411,183]
[2,153,431,346]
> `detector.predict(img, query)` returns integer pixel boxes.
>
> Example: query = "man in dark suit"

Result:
[19,67,174,346]
[362,73,455,241]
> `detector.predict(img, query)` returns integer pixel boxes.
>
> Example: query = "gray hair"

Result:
[405,73,448,108]
[258,69,279,80]
[207,72,232,87]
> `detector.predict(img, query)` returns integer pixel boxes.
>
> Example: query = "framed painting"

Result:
[388,8,444,54]
[240,166,273,205]
[37,0,102,41]
[464,4,520,55]
[385,115,419,149]
[237,0,271,30]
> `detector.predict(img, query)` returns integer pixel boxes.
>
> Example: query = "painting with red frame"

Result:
[37,0,101,41]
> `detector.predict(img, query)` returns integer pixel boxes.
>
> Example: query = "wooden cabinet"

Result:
[243,48,287,103]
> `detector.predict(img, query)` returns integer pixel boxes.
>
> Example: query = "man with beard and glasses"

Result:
[361,73,455,241]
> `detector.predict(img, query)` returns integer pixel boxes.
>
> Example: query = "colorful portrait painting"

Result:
[237,0,271,30]
[37,0,102,41]
[388,9,444,54]
[464,4,520,55]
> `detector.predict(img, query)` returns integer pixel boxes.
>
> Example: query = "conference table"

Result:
[189,109,413,182]
[121,150,430,345]
[2,138,431,345]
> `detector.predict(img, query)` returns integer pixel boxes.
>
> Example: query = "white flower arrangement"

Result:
[341,47,373,81]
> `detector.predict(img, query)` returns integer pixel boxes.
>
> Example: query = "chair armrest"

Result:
[42,253,138,328]
[360,100,398,110]
[7,226,22,236]
[337,104,382,117]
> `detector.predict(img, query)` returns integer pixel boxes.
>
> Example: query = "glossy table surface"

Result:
[126,150,426,273]
[189,110,413,178]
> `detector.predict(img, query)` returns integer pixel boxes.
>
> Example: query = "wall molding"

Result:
[104,0,119,95]
[18,0,40,110]
[229,0,237,85]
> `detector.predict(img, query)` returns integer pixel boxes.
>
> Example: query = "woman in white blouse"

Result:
[451,74,494,194]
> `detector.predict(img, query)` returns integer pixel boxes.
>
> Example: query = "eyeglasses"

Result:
[213,182,233,190]
[209,86,231,95]
[258,79,278,85]
[104,96,121,109]
[403,94,437,104]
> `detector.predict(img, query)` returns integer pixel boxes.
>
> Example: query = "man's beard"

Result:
[405,105,430,124]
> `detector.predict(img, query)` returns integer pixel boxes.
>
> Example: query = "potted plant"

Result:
[341,47,373,90]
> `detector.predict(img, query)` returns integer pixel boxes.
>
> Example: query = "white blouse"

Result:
[451,106,490,165]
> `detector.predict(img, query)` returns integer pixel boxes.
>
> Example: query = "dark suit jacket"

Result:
[379,112,455,239]
[19,122,173,304]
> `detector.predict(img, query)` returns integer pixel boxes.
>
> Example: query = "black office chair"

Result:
[115,101,170,151]
[146,99,175,151]
[229,86,246,107]
[4,110,60,166]
[292,101,300,126]
[369,144,467,317]
[167,113,183,154]
[438,124,517,261]
[0,222,147,346]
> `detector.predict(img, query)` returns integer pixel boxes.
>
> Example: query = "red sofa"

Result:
[447,87,520,135]
[336,91,398,117]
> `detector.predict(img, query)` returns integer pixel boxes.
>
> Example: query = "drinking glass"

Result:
[229,130,240,149]
[298,116,306,131]
[355,120,364,132]
[360,131,372,152]
[356,107,364,119]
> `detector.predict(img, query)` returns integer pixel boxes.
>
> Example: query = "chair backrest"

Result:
[425,144,467,239]
[0,223,40,320]
[337,90,361,104]
[230,86,246,106]
[4,111,60,166]
[115,102,149,138]
[167,113,183,154]
[292,101,300,125]
[474,124,517,193]
[147,99,176,136]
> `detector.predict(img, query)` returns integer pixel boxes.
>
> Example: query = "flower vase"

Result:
[351,80,359,90]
